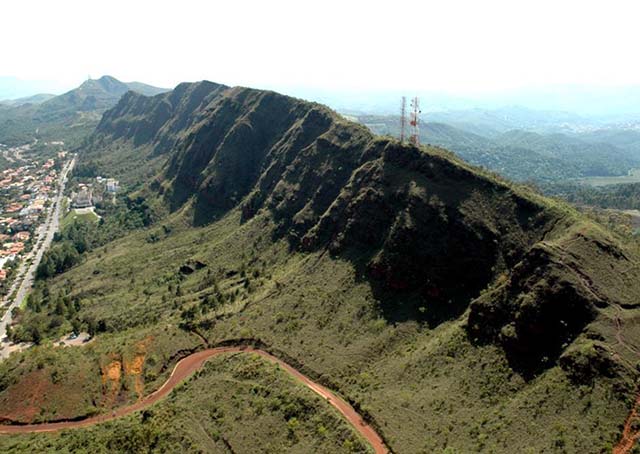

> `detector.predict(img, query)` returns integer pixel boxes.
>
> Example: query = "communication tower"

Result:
[400,96,406,143]
[409,97,420,146]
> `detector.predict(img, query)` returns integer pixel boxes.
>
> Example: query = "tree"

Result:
[71,318,82,334]
[54,299,65,316]
[30,325,42,345]
[97,319,108,333]
[85,317,97,336]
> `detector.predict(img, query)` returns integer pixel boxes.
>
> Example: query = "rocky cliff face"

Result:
[94,81,227,151]
[86,81,640,380]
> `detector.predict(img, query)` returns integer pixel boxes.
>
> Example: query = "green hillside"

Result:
[357,115,640,184]
[1,82,640,453]
[0,76,169,147]
[0,352,371,453]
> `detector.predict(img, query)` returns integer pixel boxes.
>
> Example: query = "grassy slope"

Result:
[1,200,635,452]
[0,353,371,453]
[60,210,100,230]
[0,325,201,423]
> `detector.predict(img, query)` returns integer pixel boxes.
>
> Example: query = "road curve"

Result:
[613,393,640,454]
[0,346,390,454]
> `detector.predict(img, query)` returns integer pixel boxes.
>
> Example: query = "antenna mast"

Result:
[400,96,406,143]
[409,96,420,146]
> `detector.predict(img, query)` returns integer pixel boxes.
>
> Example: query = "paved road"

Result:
[0,156,75,359]
[0,346,390,453]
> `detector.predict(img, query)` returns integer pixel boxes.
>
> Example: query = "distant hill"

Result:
[426,106,591,136]
[578,128,640,154]
[494,129,639,177]
[355,114,640,183]
[0,93,55,106]
[312,85,640,118]
[38,75,168,117]
[0,75,169,146]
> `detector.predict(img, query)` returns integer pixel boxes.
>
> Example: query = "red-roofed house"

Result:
[12,231,30,242]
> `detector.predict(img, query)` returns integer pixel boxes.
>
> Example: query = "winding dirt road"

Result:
[0,346,390,454]
[614,393,640,454]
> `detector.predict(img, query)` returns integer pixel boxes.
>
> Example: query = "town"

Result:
[0,144,65,290]
[0,142,76,359]
[0,142,120,298]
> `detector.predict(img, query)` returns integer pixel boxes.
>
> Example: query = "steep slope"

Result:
[3,82,640,453]
[143,88,639,371]
[81,81,228,184]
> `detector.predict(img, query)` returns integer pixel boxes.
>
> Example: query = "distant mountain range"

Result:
[425,106,595,136]
[0,76,169,146]
[307,85,640,118]
[0,93,55,107]
[39,76,167,114]
[354,113,640,184]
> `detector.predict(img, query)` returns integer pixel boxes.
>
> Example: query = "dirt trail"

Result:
[0,346,390,454]
[614,393,640,454]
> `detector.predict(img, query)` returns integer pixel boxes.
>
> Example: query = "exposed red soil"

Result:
[124,337,152,400]
[100,356,122,408]
[0,369,48,422]
[0,347,390,454]
[0,368,93,424]
[613,393,640,454]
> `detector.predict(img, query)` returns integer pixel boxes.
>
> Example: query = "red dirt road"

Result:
[0,346,390,454]
[613,392,640,454]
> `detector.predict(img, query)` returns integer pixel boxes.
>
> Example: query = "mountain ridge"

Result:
[3,81,640,452]
[85,81,640,377]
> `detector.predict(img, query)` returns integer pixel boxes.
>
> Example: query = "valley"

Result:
[577,169,640,187]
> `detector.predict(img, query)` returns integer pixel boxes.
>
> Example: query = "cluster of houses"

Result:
[0,155,62,282]
[71,176,119,209]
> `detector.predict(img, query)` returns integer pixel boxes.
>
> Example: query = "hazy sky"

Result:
[1,0,639,95]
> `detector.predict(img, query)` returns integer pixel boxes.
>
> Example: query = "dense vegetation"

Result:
[2,82,640,453]
[8,195,161,344]
[357,115,640,184]
[36,196,155,280]
[550,181,640,211]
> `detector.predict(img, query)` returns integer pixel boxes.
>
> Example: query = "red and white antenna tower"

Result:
[400,96,406,143]
[409,96,420,146]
